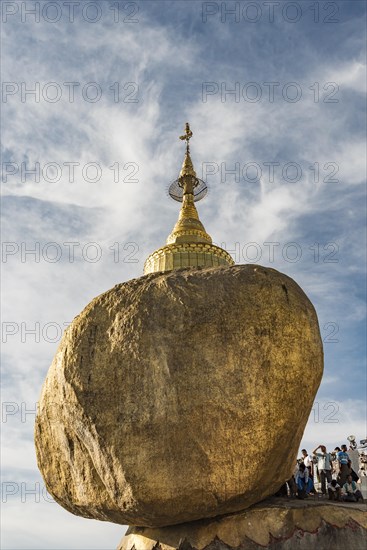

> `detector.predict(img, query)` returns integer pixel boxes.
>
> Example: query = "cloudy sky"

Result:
[1,0,366,548]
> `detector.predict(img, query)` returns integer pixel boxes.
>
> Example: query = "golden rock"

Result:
[35,264,323,527]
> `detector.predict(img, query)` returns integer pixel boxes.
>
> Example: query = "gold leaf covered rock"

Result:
[35,264,323,527]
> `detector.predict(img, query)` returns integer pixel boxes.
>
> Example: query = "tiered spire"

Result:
[143,123,234,274]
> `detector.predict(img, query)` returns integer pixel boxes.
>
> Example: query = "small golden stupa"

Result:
[144,123,235,274]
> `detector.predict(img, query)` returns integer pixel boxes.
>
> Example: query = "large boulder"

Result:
[35,265,323,527]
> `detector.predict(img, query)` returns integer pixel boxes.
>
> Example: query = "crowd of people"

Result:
[275,441,366,503]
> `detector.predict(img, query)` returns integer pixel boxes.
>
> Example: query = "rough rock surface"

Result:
[35,265,323,527]
[118,499,367,550]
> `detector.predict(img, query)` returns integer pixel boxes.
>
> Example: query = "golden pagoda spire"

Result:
[167,123,211,246]
[144,123,234,274]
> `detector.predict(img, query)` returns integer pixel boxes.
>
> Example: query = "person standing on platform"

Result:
[337,444,351,486]
[332,447,341,480]
[313,444,332,495]
[301,449,315,493]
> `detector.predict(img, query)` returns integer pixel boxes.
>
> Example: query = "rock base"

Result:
[117,497,367,550]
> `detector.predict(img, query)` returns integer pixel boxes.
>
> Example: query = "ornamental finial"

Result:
[179,122,196,179]
[179,122,193,153]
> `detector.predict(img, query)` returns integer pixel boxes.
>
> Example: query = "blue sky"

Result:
[1,1,366,548]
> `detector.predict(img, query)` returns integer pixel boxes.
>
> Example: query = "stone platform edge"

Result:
[118,497,367,550]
